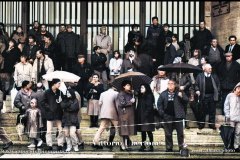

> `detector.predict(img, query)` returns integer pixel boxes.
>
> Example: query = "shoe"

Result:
[138,145,146,152]
[3,141,13,150]
[78,142,84,149]
[125,148,132,151]
[105,145,113,151]
[57,146,63,151]
[235,148,240,152]
[37,140,43,147]
[73,145,79,152]
[65,147,71,152]
[147,146,154,152]
[166,149,173,152]
[28,143,36,148]
[92,144,103,149]
[45,146,53,151]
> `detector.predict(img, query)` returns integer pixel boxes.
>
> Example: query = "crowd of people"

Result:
[0,15,240,153]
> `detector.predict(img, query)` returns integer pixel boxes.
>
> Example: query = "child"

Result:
[21,98,43,148]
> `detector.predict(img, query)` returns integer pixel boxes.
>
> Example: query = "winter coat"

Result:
[135,94,155,132]
[35,89,46,119]
[61,98,79,127]
[62,31,80,58]
[217,61,240,91]
[117,91,136,136]
[195,73,220,101]
[73,62,93,82]
[192,28,212,51]
[93,33,112,54]
[224,92,240,122]
[225,44,240,61]
[42,89,63,121]
[13,62,33,87]
[24,108,43,138]
[85,83,104,100]
[157,90,188,119]
[98,88,119,120]
[32,55,54,83]
[120,58,138,74]
[22,44,39,61]
[164,44,179,65]
[146,24,163,47]
[91,53,107,72]
[1,47,21,74]
[14,89,37,114]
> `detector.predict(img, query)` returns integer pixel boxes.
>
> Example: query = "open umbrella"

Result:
[158,63,203,74]
[42,71,81,82]
[111,71,152,91]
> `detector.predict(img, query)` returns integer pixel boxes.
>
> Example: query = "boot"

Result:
[94,116,99,127]
[65,137,72,152]
[90,116,94,128]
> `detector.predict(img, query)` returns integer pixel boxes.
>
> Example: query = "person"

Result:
[217,52,240,115]
[146,16,163,67]
[92,85,119,150]
[34,82,46,143]
[91,46,108,90]
[73,54,93,107]
[225,35,240,62]
[195,64,220,130]
[127,24,141,44]
[188,49,201,84]
[14,80,36,129]
[172,34,180,51]
[192,20,213,53]
[10,25,27,52]
[224,82,240,152]
[61,88,80,152]
[203,38,225,72]
[32,50,54,84]
[179,33,191,62]
[14,55,33,90]
[93,26,112,67]
[55,25,66,70]
[109,50,123,83]
[136,84,155,152]
[20,98,43,148]
[28,21,41,45]
[62,24,80,72]
[42,78,64,151]
[0,85,13,150]
[117,80,136,151]
[85,73,104,127]
[42,34,55,61]
[39,24,54,47]
[157,79,188,152]
[164,37,179,65]
[22,35,39,65]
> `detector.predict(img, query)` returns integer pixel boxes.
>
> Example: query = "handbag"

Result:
[16,116,25,141]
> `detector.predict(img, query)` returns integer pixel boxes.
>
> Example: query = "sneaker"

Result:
[37,140,43,147]
[65,147,71,152]
[73,145,79,152]
[28,143,36,148]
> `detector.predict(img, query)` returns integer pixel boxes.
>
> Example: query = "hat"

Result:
[225,52,233,56]
[157,65,164,70]
[233,82,240,91]
[51,78,61,85]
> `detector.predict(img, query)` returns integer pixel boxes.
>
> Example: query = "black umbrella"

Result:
[219,124,235,149]
[111,71,152,91]
[158,63,203,73]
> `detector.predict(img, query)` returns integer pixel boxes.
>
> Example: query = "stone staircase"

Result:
[0,95,239,158]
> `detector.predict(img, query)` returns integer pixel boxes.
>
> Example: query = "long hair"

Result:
[138,83,154,99]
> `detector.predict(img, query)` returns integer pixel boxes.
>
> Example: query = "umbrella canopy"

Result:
[42,71,81,82]
[158,63,203,73]
[111,71,152,91]
[219,124,235,149]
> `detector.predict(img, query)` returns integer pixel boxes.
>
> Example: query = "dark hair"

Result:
[92,73,99,78]
[163,23,170,28]
[139,83,154,98]
[228,35,237,41]
[113,50,121,58]
[152,16,158,21]
[165,37,173,43]
[121,80,132,89]
[172,34,178,40]
[20,54,28,59]
[28,35,36,42]
[131,24,139,30]
[9,39,17,47]
[22,80,30,88]
[93,46,101,52]
[199,20,206,24]
[183,33,190,40]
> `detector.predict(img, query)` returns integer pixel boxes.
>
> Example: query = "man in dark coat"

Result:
[73,54,93,107]
[42,78,64,151]
[28,21,41,45]
[217,52,240,115]
[192,20,213,53]
[164,37,179,65]
[146,16,164,67]
[195,64,220,130]
[61,24,80,72]
[55,25,66,70]
[157,79,188,152]
[225,35,240,61]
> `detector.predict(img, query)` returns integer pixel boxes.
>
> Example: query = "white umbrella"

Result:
[42,71,81,83]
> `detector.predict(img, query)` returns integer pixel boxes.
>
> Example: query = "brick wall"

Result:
[211,2,240,48]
